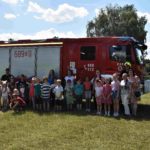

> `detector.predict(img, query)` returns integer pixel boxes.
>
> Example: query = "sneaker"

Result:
[98,112,101,115]
[113,112,117,117]
[96,112,99,115]
[86,109,90,112]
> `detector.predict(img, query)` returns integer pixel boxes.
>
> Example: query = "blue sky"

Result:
[0,0,150,58]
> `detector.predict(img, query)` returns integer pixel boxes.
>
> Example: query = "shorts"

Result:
[112,91,119,101]
[75,95,82,104]
[35,96,42,104]
[84,90,92,99]
[42,98,50,102]
[55,99,63,106]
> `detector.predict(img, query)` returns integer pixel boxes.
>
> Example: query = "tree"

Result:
[86,4,147,43]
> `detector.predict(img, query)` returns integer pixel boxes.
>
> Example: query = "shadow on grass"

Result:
[8,104,150,121]
[29,104,150,121]
[11,110,26,116]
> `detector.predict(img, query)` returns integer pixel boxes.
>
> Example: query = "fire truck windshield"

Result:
[135,47,143,64]
[110,45,131,62]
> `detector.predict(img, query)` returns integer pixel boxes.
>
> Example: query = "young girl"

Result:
[65,79,75,111]
[34,78,42,111]
[95,79,103,115]
[1,81,10,111]
[74,79,83,111]
[0,80,2,110]
[103,78,112,116]
[29,77,36,110]
[53,79,64,111]
[111,73,120,117]
[83,76,92,112]
[10,88,26,112]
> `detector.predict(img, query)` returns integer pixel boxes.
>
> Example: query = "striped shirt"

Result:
[41,83,51,99]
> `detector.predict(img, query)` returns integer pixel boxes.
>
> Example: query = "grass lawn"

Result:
[0,94,150,150]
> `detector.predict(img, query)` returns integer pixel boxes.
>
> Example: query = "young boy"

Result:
[53,79,64,111]
[74,79,83,111]
[41,77,51,112]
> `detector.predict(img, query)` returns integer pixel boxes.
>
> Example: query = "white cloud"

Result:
[137,11,150,24]
[95,8,99,17]
[2,0,24,5]
[27,1,88,23]
[0,28,78,41]
[4,13,17,20]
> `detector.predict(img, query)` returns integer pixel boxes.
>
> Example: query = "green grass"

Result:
[0,94,150,150]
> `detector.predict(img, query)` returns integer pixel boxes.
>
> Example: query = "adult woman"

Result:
[120,73,130,116]
[48,69,55,85]
[128,69,138,116]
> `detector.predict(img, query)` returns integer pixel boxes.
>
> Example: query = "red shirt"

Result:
[84,81,91,90]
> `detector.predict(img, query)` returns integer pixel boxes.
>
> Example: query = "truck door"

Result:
[77,45,98,79]
[37,46,61,78]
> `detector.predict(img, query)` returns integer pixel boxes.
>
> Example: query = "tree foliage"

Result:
[86,4,147,42]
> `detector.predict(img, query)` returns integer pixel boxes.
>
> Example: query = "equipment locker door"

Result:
[11,47,36,77]
[0,48,9,77]
[37,46,61,78]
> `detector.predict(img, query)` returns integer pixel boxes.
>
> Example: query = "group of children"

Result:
[0,69,141,117]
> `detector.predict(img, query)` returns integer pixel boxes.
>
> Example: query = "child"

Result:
[74,79,83,111]
[65,79,75,111]
[1,81,10,111]
[50,79,57,110]
[41,77,51,112]
[10,88,26,112]
[111,73,120,117]
[103,78,112,116]
[16,74,28,103]
[83,76,92,112]
[29,77,36,110]
[8,76,16,98]
[34,78,42,111]
[95,79,103,115]
[53,79,64,111]
[0,80,2,110]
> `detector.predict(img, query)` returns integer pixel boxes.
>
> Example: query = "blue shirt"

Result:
[74,84,83,96]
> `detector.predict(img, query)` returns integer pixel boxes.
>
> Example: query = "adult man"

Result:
[1,68,14,82]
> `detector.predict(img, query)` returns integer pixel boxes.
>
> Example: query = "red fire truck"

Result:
[0,36,147,80]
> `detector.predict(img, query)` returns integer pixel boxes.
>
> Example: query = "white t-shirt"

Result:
[2,87,10,98]
[65,76,74,86]
[95,86,103,97]
[53,85,63,99]
[111,80,120,91]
